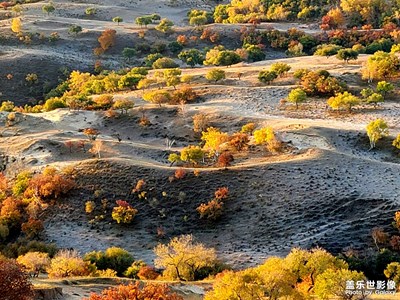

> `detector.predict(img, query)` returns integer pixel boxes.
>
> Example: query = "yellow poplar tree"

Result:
[11,18,22,34]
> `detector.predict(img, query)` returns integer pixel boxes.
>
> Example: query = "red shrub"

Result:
[218,152,234,168]
[0,258,34,300]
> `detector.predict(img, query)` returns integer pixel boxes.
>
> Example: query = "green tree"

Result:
[180,146,204,165]
[258,70,278,84]
[336,48,358,63]
[366,118,388,149]
[155,18,174,33]
[162,68,181,89]
[366,93,384,108]
[287,88,307,109]
[42,2,55,16]
[270,62,291,77]
[178,49,204,67]
[205,69,225,82]
[152,57,179,69]
[68,25,82,36]
[122,48,137,62]
[112,99,134,114]
[314,44,343,58]
[327,92,360,112]
[376,80,394,99]
[204,47,241,66]
[154,235,217,281]
[135,16,152,27]
[85,7,97,16]
[112,16,123,25]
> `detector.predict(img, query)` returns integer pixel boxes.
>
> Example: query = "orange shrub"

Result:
[84,282,183,300]
[174,168,186,179]
[215,187,229,200]
[197,199,223,220]
[21,218,44,239]
[24,172,75,200]
[137,266,159,280]
[176,35,188,45]
[229,133,249,151]
[0,197,22,228]
[98,29,116,51]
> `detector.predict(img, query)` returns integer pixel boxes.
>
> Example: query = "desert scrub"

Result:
[111,200,138,224]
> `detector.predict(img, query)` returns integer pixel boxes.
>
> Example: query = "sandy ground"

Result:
[0,1,399,298]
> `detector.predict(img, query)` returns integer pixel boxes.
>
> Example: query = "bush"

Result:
[111,200,138,224]
[83,282,183,300]
[0,100,15,112]
[193,113,209,133]
[197,199,223,220]
[270,62,291,77]
[152,57,179,69]
[17,252,50,277]
[143,90,171,106]
[0,257,34,300]
[218,152,234,168]
[258,70,278,84]
[43,97,66,111]
[137,266,159,280]
[171,86,198,104]
[47,250,90,278]
[229,133,249,151]
[123,260,146,278]
[205,69,225,82]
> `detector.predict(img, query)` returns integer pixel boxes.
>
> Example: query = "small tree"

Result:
[154,234,217,281]
[42,2,55,16]
[366,93,384,108]
[376,80,394,99]
[336,49,358,63]
[287,88,307,109]
[11,18,22,34]
[180,146,204,165]
[85,7,97,16]
[112,16,123,25]
[258,70,278,84]
[155,18,174,33]
[254,127,276,146]
[178,49,204,67]
[69,25,82,36]
[47,250,89,278]
[17,252,50,277]
[366,118,388,149]
[327,92,360,112]
[270,62,291,77]
[206,69,225,82]
[122,48,137,62]
[314,44,343,58]
[393,134,400,150]
[112,99,134,114]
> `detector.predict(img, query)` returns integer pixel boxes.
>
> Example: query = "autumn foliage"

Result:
[84,282,183,300]
[0,258,34,300]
